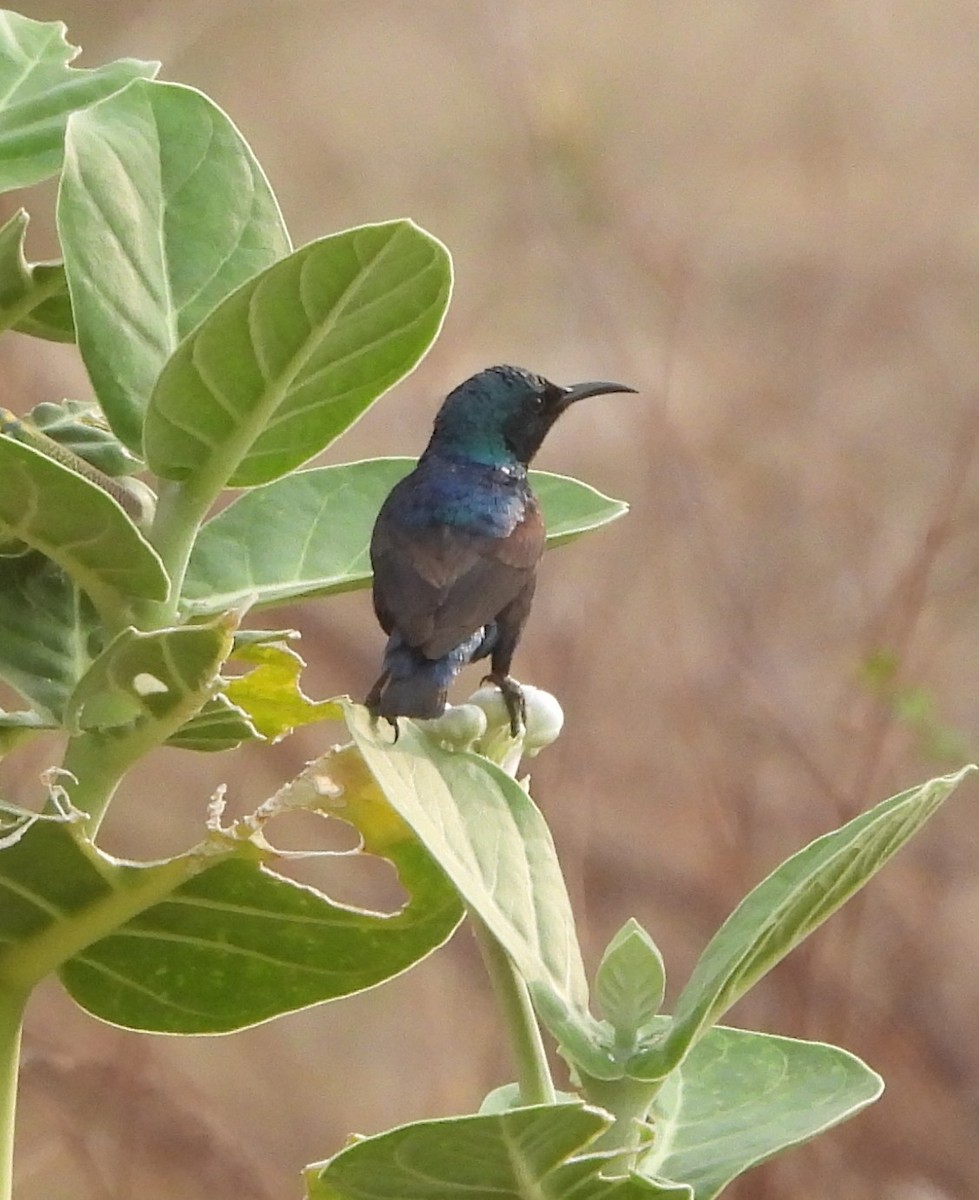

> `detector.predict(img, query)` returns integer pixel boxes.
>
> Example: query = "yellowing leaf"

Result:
[225,642,342,741]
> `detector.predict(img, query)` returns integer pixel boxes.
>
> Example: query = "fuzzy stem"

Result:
[59,668,224,837]
[465,700,558,1106]
[470,913,555,1106]
[59,726,162,837]
[579,1071,657,1169]
[141,477,215,627]
[0,987,26,1200]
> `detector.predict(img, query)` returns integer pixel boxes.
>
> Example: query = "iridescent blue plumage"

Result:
[392,456,529,536]
[366,365,636,733]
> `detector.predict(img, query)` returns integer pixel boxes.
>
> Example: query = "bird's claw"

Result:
[482,673,526,737]
[366,709,400,742]
[365,673,401,742]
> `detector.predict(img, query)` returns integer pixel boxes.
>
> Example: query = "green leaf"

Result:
[0,406,154,532]
[479,1082,582,1115]
[0,553,100,719]
[164,633,344,753]
[0,746,461,1029]
[337,700,611,1077]
[28,400,141,475]
[642,1026,882,1199]
[59,77,291,451]
[0,11,157,191]
[596,919,666,1042]
[232,626,300,649]
[304,1104,678,1200]
[181,459,627,615]
[533,469,629,546]
[144,221,451,488]
[165,693,263,752]
[60,745,463,1032]
[631,767,976,1082]
[0,800,232,990]
[0,709,57,757]
[64,619,235,735]
[0,806,115,962]
[0,432,168,621]
[224,642,342,741]
[0,209,73,340]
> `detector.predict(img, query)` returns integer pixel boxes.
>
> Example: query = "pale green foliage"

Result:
[0,10,970,1200]
[305,1104,685,1200]
[597,919,666,1044]
[144,222,451,486]
[59,78,291,451]
[181,459,627,614]
[0,10,156,191]
[0,210,72,339]
[644,1028,882,1199]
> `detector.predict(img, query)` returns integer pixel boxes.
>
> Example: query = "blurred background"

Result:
[3,1,979,1196]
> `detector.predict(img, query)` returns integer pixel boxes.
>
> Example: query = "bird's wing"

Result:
[371,502,544,659]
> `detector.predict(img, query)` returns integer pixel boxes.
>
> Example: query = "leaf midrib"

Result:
[184,225,402,490]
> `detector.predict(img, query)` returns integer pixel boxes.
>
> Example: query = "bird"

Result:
[365,364,636,736]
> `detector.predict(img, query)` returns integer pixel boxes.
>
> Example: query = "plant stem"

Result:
[142,477,214,626]
[465,714,557,1106]
[580,1072,657,1168]
[60,680,224,837]
[59,727,155,837]
[470,913,555,1106]
[145,370,297,627]
[0,987,26,1200]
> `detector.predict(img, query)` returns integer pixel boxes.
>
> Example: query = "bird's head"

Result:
[429,364,636,467]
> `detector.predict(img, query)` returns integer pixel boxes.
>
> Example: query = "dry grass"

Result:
[4,2,979,1196]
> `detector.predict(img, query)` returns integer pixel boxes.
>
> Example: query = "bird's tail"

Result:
[368,629,490,722]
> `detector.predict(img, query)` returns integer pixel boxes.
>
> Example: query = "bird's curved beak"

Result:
[560,380,638,410]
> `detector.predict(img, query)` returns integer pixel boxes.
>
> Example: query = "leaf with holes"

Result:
[144,221,451,488]
[181,459,627,614]
[59,746,463,1032]
[59,77,290,451]
[224,642,342,742]
[64,618,234,735]
[0,745,462,1030]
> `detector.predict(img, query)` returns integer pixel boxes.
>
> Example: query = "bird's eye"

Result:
[539,383,565,409]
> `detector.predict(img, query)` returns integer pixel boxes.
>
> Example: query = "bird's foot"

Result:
[379,714,401,743]
[364,673,400,742]
[366,708,400,742]
[482,673,526,737]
